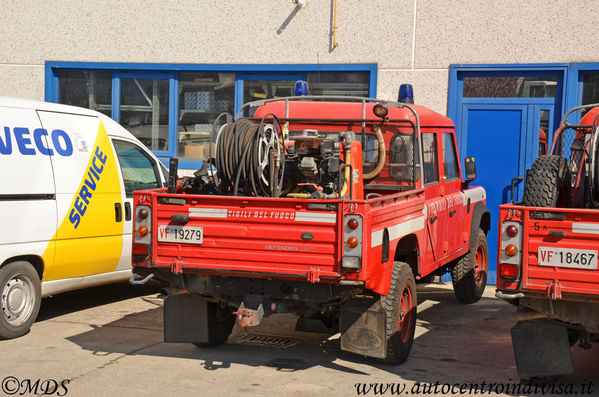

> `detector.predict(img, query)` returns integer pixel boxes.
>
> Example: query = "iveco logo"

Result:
[0,127,73,156]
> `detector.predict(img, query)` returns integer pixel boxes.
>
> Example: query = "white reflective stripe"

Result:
[371,216,425,247]
[463,186,486,205]
[189,208,228,218]
[295,212,336,223]
[572,223,599,235]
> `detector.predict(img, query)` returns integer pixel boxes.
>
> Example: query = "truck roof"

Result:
[255,100,455,129]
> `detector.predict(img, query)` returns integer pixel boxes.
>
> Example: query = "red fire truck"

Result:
[131,89,490,364]
[497,104,599,377]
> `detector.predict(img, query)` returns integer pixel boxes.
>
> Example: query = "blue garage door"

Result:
[461,101,555,281]
[451,70,565,282]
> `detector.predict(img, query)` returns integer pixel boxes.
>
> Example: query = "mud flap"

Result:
[164,294,210,343]
[511,319,574,378]
[340,297,386,359]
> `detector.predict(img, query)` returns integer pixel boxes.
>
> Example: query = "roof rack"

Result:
[236,95,425,188]
[237,95,406,120]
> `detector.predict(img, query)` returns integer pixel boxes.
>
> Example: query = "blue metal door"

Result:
[460,100,554,282]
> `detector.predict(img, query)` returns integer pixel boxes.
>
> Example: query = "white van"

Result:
[0,97,168,339]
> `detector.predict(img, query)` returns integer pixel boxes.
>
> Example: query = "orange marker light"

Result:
[138,226,148,236]
[505,244,518,256]
[347,237,358,248]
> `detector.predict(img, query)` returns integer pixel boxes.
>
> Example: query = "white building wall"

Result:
[0,0,598,114]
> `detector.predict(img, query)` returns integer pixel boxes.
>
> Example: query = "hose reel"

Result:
[214,116,284,197]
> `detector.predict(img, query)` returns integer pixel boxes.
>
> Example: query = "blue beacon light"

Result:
[398,84,414,104]
[294,80,309,96]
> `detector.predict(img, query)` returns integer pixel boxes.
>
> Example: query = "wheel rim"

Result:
[398,285,413,343]
[474,244,487,287]
[1,272,35,327]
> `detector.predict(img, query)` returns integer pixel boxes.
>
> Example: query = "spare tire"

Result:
[522,155,570,207]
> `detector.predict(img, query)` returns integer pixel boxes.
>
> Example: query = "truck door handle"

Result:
[115,203,123,222]
[124,202,131,221]
[449,210,456,217]
[429,216,437,224]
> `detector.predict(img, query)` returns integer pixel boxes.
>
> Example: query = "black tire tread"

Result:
[522,155,569,207]
[379,261,416,364]
[451,229,488,304]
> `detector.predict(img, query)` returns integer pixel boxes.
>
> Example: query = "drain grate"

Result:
[231,333,302,349]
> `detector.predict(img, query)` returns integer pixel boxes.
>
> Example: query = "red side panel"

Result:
[363,189,426,295]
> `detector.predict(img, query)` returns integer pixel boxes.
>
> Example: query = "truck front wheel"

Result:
[451,229,488,304]
[0,261,41,339]
[379,261,417,364]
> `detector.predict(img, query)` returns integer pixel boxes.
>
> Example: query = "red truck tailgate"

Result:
[523,207,599,296]
[151,193,341,279]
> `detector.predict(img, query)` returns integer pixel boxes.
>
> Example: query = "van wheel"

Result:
[379,261,417,364]
[522,155,570,207]
[193,302,236,347]
[0,261,41,339]
[452,229,488,304]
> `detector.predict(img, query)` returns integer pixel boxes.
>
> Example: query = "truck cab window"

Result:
[112,140,161,197]
[442,133,460,181]
[422,133,439,185]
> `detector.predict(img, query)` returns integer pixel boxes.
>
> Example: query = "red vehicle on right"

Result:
[497,103,599,378]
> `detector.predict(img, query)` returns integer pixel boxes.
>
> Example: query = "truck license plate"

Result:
[157,225,203,244]
[538,246,597,270]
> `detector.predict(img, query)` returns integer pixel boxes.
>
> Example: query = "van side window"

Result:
[112,140,161,197]
[422,133,439,185]
[442,133,460,181]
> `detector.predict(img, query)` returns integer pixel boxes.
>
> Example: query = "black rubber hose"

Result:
[215,117,283,197]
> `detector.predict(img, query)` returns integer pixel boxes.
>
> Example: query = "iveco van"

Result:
[0,97,167,339]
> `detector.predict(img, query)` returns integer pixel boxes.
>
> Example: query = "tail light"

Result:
[342,215,362,271]
[499,221,522,280]
[499,263,519,279]
[347,218,359,229]
[134,205,152,265]
[505,225,518,237]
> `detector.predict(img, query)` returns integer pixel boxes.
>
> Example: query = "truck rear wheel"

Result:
[193,302,236,347]
[451,229,488,304]
[379,261,417,364]
[522,155,570,207]
[0,261,41,340]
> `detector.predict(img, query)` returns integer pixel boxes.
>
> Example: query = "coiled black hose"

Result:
[215,118,284,197]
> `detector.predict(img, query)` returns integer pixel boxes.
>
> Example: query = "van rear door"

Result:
[0,106,56,267]
[36,111,124,281]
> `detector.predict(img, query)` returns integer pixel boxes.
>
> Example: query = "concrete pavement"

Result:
[1,283,597,397]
